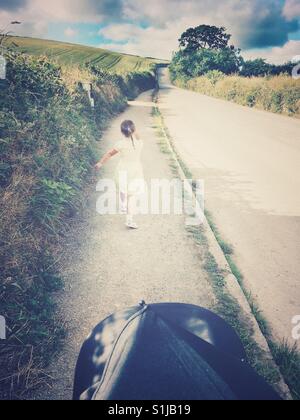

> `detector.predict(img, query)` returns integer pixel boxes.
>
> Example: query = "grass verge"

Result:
[205,210,300,399]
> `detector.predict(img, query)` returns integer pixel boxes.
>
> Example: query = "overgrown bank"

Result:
[171,71,300,118]
[0,51,155,400]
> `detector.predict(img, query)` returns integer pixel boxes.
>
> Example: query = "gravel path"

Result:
[34,89,214,400]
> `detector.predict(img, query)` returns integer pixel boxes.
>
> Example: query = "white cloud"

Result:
[99,23,142,43]
[124,0,300,49]
[64,27,78,38]
[1,0,299,62]
[283,0,300,20]
[98,17,203,59]
[68,0,300,62]
[243,40,300,64]
[0,0,128,25]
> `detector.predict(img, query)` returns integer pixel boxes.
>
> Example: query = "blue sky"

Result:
[0,0,300,63]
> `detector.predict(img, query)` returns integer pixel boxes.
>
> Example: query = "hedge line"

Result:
[174,71,300,118]
[0,51,155,399]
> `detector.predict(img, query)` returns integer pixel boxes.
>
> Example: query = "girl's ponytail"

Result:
[130,134,135,149]
[121,120,137,149]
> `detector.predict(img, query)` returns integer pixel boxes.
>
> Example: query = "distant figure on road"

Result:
[95,120,145,229]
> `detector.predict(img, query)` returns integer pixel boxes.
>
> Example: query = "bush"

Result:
[206,70,226,85]
[174,73,300,117]
[240,59,273,77]
[169,48,242,80]
[240,58,296,78]
[90,67,155,101]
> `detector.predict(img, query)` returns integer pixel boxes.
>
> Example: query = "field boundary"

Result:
[172,74,300,119]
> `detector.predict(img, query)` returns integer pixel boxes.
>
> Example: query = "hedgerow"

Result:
[0,51,155,399]
[174,72,300,118]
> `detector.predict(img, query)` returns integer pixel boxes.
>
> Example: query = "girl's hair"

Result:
[121,120,136,149]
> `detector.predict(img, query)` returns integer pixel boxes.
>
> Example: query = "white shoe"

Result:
[126,221,139,230]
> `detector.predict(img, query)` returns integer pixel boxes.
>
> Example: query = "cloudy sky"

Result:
[0,0,300,63]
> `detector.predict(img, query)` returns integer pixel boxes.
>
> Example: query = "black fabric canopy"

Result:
[73,303,281,401]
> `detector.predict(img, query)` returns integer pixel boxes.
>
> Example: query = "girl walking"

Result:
[95,120,144,229]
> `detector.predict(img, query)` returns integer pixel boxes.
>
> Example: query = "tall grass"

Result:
[0,51,155,399]
[175,72,300,118]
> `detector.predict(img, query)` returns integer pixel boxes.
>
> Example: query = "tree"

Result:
[239,59,273,77]
[179,25,232,53]
[239,58,296,77]
[170,48,242,80]
[271,61,296,76]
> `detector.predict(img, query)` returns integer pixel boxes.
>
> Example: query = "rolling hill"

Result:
[7,36,167,73]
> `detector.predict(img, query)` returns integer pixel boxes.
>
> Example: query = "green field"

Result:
[7,36,166,73]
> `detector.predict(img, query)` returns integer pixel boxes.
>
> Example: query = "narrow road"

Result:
[158,68,300,348]
[34,89,214,400]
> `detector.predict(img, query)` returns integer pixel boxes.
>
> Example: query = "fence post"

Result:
[0,316,6,340]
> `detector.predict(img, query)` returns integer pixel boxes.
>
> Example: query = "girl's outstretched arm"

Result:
[95,149,119,170]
